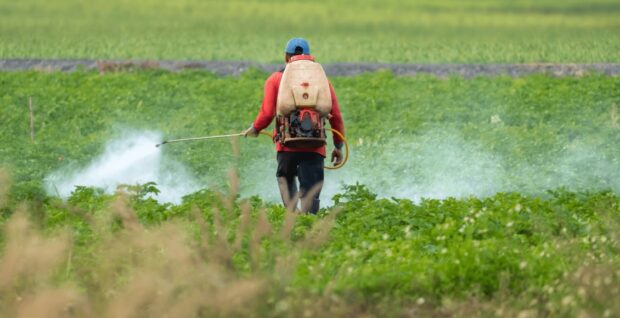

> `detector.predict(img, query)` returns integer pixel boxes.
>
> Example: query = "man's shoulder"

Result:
[265,71,283,86]
[269,71,283,79]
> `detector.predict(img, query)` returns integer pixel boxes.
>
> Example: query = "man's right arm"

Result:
[252,73,280,131]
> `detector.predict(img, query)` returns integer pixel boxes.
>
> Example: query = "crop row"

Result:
[1,0,619,62]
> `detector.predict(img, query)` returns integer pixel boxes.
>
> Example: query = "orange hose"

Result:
[324,128,348,170]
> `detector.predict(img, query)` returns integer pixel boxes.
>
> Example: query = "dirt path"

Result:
[1,59,619,77]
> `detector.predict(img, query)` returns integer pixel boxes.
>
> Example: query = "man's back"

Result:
[243,39,345,213]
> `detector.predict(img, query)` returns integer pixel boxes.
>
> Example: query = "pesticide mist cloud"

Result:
[46,128,619,207]
[311,128,620,203]
[320,129,504,202]
[46,131,202,203]
[529,141,620,192]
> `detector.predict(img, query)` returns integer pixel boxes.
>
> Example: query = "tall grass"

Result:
[0,168,355,317]
[1,168,620,317]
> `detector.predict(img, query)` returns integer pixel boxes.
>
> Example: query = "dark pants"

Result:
[276,152,324,214]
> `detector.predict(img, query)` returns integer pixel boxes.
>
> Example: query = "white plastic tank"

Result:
[276,59,332,116]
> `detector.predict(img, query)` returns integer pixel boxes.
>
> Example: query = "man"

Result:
[244,37,345,214]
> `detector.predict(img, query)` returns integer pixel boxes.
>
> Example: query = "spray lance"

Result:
[155,129,349,170]
[155,133,245,147]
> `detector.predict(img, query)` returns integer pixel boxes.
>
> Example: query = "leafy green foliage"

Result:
[12,184,620,316]
[303,186,620,300]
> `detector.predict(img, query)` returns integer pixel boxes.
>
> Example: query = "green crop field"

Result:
[1,0,620,316]
[1,71,619,200]
[1,70,619,316]
[1,0,620,62]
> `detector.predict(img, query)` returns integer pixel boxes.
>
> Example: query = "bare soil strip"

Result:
[1,59,619,77]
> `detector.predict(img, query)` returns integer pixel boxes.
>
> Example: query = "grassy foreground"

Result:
[1,171,620,317]
[1,0,619,62]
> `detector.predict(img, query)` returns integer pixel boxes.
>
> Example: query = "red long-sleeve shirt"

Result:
[252,56,345,157]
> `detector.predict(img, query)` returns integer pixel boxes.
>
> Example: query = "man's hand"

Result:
[243,125,259,137]
[331,148,343,165]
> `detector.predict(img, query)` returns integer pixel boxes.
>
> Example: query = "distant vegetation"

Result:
[1,0,619,62]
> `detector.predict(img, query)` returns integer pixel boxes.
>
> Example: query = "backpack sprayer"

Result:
[155,128,349,170]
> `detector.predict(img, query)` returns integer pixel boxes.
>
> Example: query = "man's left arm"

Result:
[328,82,345,163]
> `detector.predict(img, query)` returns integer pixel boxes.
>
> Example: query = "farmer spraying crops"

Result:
[243,38,345,214]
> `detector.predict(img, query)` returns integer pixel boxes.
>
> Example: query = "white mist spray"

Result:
[320,128,504,202]
[46,128,619,206]
[46,131,202,204]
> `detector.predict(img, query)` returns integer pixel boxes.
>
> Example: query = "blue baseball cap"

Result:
[285,37,310,55]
